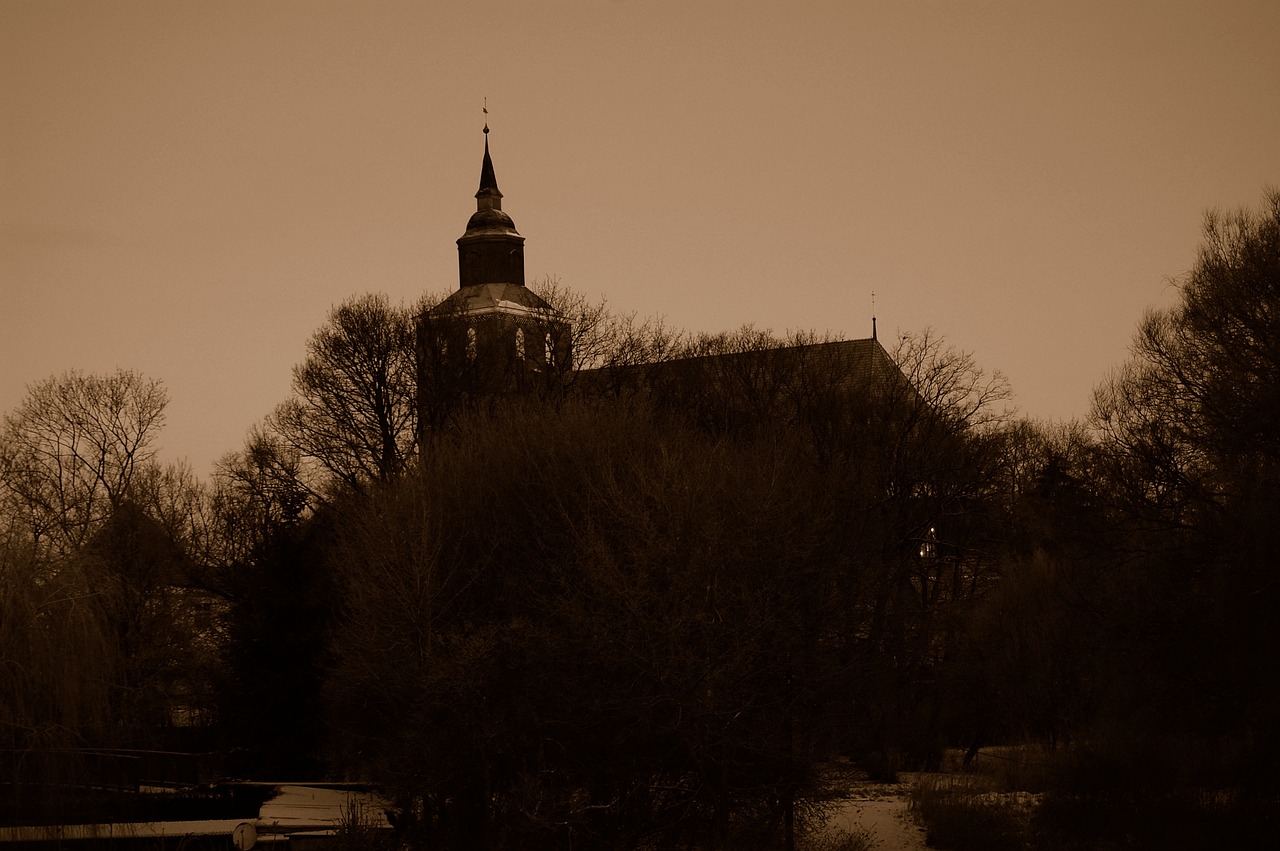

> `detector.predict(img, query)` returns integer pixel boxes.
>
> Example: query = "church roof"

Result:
[578,336,904,399]
[464,129,519,237]
[465,206,518,235]
[478,129,500,196]
[433,283,552,318]
[667,337,899,393]
[769,337,899,389]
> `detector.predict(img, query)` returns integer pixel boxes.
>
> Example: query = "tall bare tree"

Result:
[270,293,419,493]
[1095,189,1280,514]
[1087,189,1280,752]
[0,369,167,557]
[530,276,682,376]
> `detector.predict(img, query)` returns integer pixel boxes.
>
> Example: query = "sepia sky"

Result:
[3,0,1278,477]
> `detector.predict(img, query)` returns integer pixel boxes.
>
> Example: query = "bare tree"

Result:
[1085,189,1280,753]
[270,293,419,493]
[0,370,221,767]
[202,425,334,777]
[212,427,313,540]
[528,277,611,373]
[890,328,1013,431]
[0,369,167,557]
[531,276,683,388]
[1094,189,1280,513]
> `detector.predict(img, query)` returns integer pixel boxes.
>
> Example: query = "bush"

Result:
[1032,787,1280,850]
[910,775,1032,851]
[799,826,876,851]
[915,740,1280,851]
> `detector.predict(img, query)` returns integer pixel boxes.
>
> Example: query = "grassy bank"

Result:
[909,742,1280,851]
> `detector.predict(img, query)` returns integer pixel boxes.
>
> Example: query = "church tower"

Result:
[457,125,525,287]
[418,123,571,428]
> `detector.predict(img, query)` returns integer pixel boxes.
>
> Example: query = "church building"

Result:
[419,124,903,428]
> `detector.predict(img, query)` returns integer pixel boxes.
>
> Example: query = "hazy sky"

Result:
[3,0,1278,477]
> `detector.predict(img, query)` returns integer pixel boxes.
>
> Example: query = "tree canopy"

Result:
[4,189,1278,847]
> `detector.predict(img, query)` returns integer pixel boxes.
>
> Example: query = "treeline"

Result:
[2,191,1277,848]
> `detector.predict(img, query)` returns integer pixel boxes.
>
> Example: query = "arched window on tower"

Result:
[515,327,525,361]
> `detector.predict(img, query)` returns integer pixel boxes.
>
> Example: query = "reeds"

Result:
[910,739,1280,851]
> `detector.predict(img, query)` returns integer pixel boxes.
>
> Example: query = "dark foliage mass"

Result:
[1085,190,1280,780]
[2,191,1277,848]
[914,190,1280,850]
[317,319,1013,848]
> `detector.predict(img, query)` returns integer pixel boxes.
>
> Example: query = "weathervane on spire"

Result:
[871,291,878,341]
[483,97,489,134]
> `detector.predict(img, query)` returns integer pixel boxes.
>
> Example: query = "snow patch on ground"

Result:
[816,774,930,851]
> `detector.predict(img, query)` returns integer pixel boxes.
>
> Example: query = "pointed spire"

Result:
[479,126,498,189]
[476,123,502,210]
[457,118,524,288]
